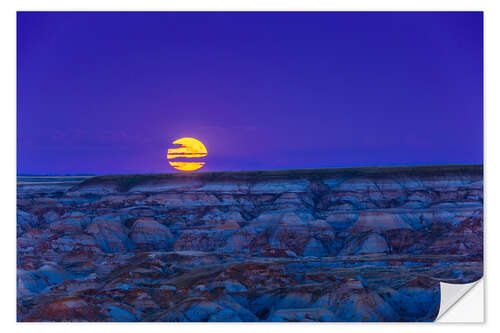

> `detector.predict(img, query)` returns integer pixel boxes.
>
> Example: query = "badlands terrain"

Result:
[17,165,483,321]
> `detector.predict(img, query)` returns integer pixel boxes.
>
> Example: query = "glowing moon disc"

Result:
[167,137,207,171]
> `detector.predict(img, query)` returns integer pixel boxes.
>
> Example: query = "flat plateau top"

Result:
[76,163,482,185]
[17,165,483,193]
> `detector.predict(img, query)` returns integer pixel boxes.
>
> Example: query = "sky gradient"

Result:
[17,12,483,174]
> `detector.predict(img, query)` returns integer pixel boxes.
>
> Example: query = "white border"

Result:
[2,0,497,332]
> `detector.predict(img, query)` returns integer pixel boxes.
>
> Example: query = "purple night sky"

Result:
[17,12,483,175]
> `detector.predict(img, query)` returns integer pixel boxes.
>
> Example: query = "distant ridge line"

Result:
[67,164,482,192]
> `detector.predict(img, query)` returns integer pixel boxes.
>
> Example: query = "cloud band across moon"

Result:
[167,138,207,171]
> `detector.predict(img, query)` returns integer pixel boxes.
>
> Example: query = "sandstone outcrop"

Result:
[17,165,483,321]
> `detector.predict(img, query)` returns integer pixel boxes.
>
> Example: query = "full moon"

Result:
[167,137,207,171]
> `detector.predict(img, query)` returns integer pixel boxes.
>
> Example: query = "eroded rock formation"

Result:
[17,165,483,321]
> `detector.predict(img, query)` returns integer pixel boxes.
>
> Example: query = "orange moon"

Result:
[167,137,207,171]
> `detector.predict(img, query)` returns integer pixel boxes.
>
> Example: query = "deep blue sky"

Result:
[17,12,483,174]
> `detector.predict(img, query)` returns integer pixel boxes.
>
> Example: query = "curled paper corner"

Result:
[437,279,484,322]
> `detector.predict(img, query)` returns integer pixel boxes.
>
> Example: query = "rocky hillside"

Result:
[17,165,483,321]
